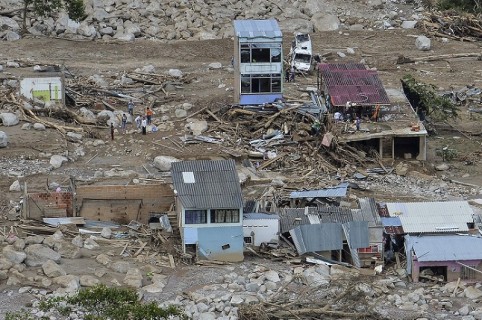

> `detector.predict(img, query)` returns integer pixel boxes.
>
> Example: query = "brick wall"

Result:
[26,192,73,220]
[75,184,174,224]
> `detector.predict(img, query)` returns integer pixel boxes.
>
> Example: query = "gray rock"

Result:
[84,238,99,250]
[459,305,471,316]
[415,35,431,51]
[89,74,108,87]
[21,123,31,130]
[230,295,244,305]
[337,51,346,58]
[96,253,111,266]
[185,119,208,135]
[33,123,46,131]
[0,16,20,30]
[304,0,329,16]
[42,260,66,278]
[401,21,418,29]
[100,26,114,35]
[0,131,7,147]
[71,235,84,248]
[264,270,280,283]
[0,271,8,280]
[24,244,61,267]
[123,268,143,288]
[25,235,44,244]
[278,18,313,34]
[6,61,20,68]
[141,281,165,293]
[153,155,180,171]
[0,113,19,126]
[199,312,216,320]
[78,22,96,37]
[435,163,450,171]
[111,261,130,273]
[114,32,135,41]
[0,258,13,270]
[311,13,340,31]
[168,69,183,78]
[465,286,482,299]
[9,180,21,192]
[245,282,259,292]
[5,31,20,41]
[0,65,3,72]
[13,238,25,250]
[66,132,83,142]
[208,62,222,69]
[80,275,100,287]
[101,227,112,239]
[2,245,26,264]
[50,155,68,169]
[175,109,187,118]
[54,275,80,292]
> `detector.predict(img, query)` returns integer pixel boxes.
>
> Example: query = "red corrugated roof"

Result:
[319,63,391,107]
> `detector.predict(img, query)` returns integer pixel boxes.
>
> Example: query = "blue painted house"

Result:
[233,19,283,105]
[171,159,244,262]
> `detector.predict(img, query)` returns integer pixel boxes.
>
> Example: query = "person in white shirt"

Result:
[334,111,342,122]
[141,117,147,135]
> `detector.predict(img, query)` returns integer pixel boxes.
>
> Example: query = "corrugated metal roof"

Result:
[358,198,382,227]
[233,20,282,39]
[171,159,243,209]
[290,183,349,199]
[320,63,391,107]
[342,221,369,249]
[243,213,280,220]
[278,208,314,233]
[386,201,474,234]
[408,235,482,262]
[290,223,343,254]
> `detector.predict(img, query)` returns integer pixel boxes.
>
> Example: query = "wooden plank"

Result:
[258,153,286,170]
[134,241,147,257]
[168,254,175,268]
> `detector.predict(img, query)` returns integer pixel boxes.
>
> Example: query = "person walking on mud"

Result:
[141,116,147,135]
[127,99,134,116]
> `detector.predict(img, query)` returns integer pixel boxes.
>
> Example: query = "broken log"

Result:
[397,53,481,64]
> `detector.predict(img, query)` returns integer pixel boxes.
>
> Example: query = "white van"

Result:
[289,33,313,73]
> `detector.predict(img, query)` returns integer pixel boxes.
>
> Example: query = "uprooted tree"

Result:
[401,74,459,122]
[22,0,85,32]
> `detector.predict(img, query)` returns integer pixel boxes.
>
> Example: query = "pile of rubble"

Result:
[2,222,482,320]
[0,0,430,42]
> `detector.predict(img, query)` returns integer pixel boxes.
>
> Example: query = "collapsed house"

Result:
[233,19,283,105]
[20,72,65,104]
[171,159,244,262]
[318,63,428,161]
[242,212,280,247]
[379,200,480,282]
[278,197,384,268]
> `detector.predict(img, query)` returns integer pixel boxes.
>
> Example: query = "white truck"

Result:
[289,33,313,73]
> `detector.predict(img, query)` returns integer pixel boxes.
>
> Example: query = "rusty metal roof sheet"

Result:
[171,159,243,209]
[319,63,391,107]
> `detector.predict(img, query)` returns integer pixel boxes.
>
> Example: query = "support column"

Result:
[391,137,395,160]
[379,138,383,158]
[416,135,427,161]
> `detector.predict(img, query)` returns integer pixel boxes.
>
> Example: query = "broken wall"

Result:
[74,184,174,224]
[25,192,73,220]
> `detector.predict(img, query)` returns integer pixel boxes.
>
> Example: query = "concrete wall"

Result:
[26,192,73,220]
[75,184,174,224]
[243,218,279,246]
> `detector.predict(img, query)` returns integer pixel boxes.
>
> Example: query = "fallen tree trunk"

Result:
[397,53,481,64]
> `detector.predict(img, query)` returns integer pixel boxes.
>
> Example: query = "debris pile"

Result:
[421,11,482,41]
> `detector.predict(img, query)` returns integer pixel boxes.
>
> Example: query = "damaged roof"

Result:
[386,201,474,234]
[319,63,391,107]
[171,159,243,209]
[233,19,282,40]
[407,235,482,262]
[290,183,349,199]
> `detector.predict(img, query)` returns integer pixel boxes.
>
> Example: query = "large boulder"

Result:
[2,245,26,264]
[465,286,482,299]
[0,16,20,31]
[50,155,68,169]
[0,131,8,147]
[123,268,143,288]
[24,244,61,267]
[153,155,180,171]
[312,13,340,32]
[304,0,330,16]
[53,275,80,292]
[0,113,19,126]
[185,119,208,135]
[278,19,313,34]
[42,260,66,278]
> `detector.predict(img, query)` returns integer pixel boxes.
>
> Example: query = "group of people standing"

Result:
[114,99,154,139]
